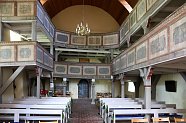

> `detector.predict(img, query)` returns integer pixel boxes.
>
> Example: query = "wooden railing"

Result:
[113,3,186,75]
[37,0,55,38]
[119,0,171,45]
[54,62,111,79]
[0,0,36,19]
[0,41,53,71]
[0,0,55,39]
[55,31,119,49]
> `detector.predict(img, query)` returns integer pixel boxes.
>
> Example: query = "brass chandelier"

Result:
[75,0,90,36]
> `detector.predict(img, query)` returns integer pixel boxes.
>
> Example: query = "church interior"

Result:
[0,0,186,122]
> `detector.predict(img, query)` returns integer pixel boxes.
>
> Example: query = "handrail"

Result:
[113,3,186,74]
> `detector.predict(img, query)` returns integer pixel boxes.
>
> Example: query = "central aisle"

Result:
[69,99,103,123]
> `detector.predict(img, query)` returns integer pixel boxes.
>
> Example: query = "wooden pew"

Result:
[0,109,63,123]
[112,109,186,123]
[14,97,72,114]
[99,98,134,117]
[0,104,67,123]
[10,100,71,117]
[104,104,143,123]
[102,101,140,119]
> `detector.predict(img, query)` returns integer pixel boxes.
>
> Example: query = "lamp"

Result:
[75,0,90,36]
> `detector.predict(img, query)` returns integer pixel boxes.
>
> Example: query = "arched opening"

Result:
[78,79,89,98]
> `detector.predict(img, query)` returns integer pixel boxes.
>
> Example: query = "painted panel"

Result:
[147,0,158,10]
[43,52,49,66]
[137,0,146,21]
[17,2,34,16]
[170,16,186,52]
[44,17,50,32]
[17,45,34,61]
[68,65,82,75]
[120,54,127,69]
[149,29,168,59]
[0,2,14,16]
[50,25,55,37]
[49,56,53,68]
[103,34,118,46]
[87,36,102,46]
[120,19,129,40]
[55,64,67,74]
[130,10,136,28]
[0,46,15,62]
[98,66,110,75]
[37,3,43,23]
[127,49,135,67]
[71,35,86,45]
[55,32,69,44]
[115,58,120,71]
[136,41,147,63]
[83,66,96,75]
[36,47,43,63]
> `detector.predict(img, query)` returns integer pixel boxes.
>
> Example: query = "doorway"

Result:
[78,79,89,98]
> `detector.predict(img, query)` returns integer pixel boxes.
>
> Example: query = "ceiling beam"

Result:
[56,48,110,54]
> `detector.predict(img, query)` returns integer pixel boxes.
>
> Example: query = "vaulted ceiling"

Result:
[42,0,138,25]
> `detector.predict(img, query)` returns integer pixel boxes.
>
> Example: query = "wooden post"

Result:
[31,20,37,41]
[120,74,125,98]
[111,76,115,98]
[0,20,3,41]
[36,67,42,98]
[63,78,67,96]
[139,67,153,109]
[91,79,95,104]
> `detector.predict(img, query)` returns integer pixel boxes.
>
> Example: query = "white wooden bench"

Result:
[10,100,71,118]
[99,98,134,117]
[104,104,143,123]
[112,109,186,123]
[0,104,67,123]
[0,109,63,123]
[17,97,72,113]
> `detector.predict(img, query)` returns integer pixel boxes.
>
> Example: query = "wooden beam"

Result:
[56,48,110,54]
[0,66,25,95]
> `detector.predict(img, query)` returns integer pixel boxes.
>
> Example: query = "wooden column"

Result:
[50,42,53,55]
[36,67,42,98]
[142,19,150,34]
[91,79,95,104]
[0,67,2,103]
[0,20,3,41]
[50,72,54,92]
[120,74,125,98]
[63,78,67,96]
[31,20,37,41]
[111,76,115,98]
[139,67,153,109]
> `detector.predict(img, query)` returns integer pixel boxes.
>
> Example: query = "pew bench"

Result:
[0,104,67,123]
[0,109,63,123]
[111,109,186,123]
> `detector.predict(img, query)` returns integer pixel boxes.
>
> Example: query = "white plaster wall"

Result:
[139,81,144,98]
[114,80,121,97]
[95,79,112,93]
[69,79,80,99]
[156,73,186,109]
[52,5,119,33]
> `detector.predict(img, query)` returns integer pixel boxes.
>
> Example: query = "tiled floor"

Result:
[68,99,103,123]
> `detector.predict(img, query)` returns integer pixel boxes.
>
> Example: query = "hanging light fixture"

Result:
[75,0,90,36]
